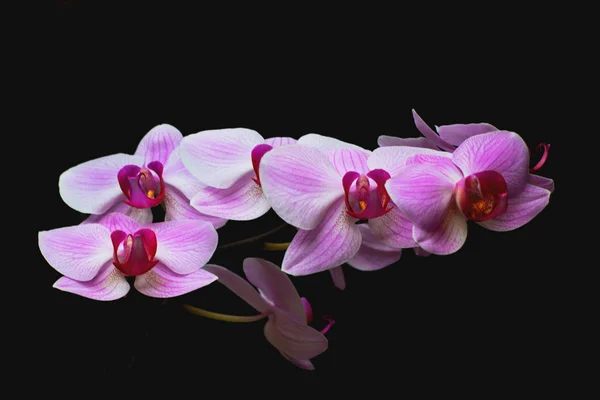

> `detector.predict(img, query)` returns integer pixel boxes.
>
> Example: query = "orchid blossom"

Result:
[259,134,424,277]
[188,258,332,370]
[59,124,226,228]
[385,130,553,255]
[38,213,219,300]
[179,128,296,220]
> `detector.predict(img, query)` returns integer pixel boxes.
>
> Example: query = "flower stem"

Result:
[182,304,267,323]
[264,242,291,251]
[217,222,288,251]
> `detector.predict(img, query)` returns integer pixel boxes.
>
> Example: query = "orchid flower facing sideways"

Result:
[59,124,226,228]
[196,258,332,370]
[259,134,424,277]
[38,213,219,300]
[179,129,296,220]
[385,130,553,255]
[379,110,554,193]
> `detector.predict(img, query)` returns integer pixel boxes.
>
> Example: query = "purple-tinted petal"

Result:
[38,224,112,281]
[53,263,129,301]
[452,131,529,197]
[329,148,371,175]
[368,202,418,249]
[163,184,227,228]
[347,224,402,271]
[264,308,328,360]
[150,220,218,275]
[134,263,217,298]
[83,201,153,225]
[264,137,298,147]
[477,183,551,232]
[203,264,270,313]
[180,128,264,189]
[282,202,361,276]
[411,109,455,152]
[298,133,366,151]
[162,145,209,200]
[59,153,144,214]
[386,161,460,231]
[329,267,346,290]
[134,124,183,166]
[436,123,498,146]
[368,146,450,178]
[190,172,270,221]
[413,204,468,255]
[528,174,554,193]
[88,212,141,233]
[377,135,438,150]
[243,258,305,321]
[414,247,431,257]
[260,144,345,230]
[280,353,315,370]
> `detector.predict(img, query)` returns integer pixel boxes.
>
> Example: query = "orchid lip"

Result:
[251,144,274,186]
[455,170,508,222]
[342,169,393,219]
[111,228,159,277]
[117,161,166,208]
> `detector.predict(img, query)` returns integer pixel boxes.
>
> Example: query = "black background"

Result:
[25,2,574,394]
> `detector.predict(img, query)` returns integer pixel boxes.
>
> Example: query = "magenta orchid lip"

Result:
[39,110,553,370]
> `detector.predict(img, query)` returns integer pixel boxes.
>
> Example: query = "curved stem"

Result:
[182,304,268,323]
[217,222,288,250]
[264,242,291,251]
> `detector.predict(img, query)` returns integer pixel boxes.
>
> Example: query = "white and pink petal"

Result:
[53,263,129,301]
[134,124,183,166]
[134,263,217,298]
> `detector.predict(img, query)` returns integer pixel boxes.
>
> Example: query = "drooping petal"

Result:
[264,137,298,147]
[377,135,438,149]
[347,224,402,271]
[162,145,209,200]
[282,202,361,276]
[180,128,264,189]
[38,224,113,281]
[477,184,551,232]
[151,220,218,275]
[298,133,366,151]
[436,123,498,146]
[281,353,315,370]
[329,267,346,290]
[134,263,217,298]
[368,203,418,249]
[528,174,554,193]
[414,247,431,257]
[163,185,228,228]
[83,201,152,225]
[368,146,449,178]
[189,172,270,221]
[59,153,145,214]
[243,258,305,321]
[53,263,129,301]
[88,212,141,233]
[264,308,328,360]
[411,109,455,151]
[452,131,529,196]
[413,204,468,255]
[386,161,460,231]
[328,148,371,175]
[260,144,345,230]
[134,124,183,166]
[203,264,270,313]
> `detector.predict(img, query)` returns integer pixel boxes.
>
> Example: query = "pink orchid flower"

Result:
[38,213,219,300]
[385,130,553,255]
[203,258,330,370]
[259,133,424,276]
[379,109,554,193]
[59,124,226,228]
[179,128,296,220]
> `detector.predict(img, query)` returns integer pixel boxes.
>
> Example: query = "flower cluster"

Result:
[38,110,553,369]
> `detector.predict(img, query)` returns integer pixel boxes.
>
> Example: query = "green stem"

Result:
[217,222,288,250]
[263,242,291,251]
[182,304,268,323]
